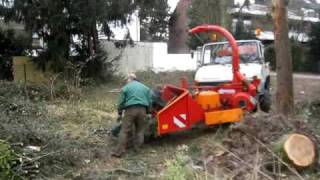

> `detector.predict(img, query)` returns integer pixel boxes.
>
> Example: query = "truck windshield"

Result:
[202,42,260,65]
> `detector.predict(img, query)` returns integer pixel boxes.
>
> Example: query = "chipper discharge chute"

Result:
[156,25,260,136]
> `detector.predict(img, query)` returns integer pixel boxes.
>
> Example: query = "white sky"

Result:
[168,0,180,12]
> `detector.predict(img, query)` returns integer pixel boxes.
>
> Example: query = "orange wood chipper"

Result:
[155,25,261,136]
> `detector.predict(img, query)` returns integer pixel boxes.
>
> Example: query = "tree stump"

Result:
[274,134,317,169]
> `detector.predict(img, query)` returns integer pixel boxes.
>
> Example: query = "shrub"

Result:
[308,22,320,72]
[163,152,195,180]
[0,140,17,180]
[264,41,314,72]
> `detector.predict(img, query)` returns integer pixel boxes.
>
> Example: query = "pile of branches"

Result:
[0,140,43,179]
[0,81,104,178]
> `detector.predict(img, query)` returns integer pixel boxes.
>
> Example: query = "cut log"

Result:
[273,134,317,169]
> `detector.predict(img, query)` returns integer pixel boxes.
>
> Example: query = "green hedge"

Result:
[264,42,316,72]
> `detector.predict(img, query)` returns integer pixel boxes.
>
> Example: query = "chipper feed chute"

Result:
[157,85,205,135]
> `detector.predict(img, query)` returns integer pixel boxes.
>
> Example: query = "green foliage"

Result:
[187,0,231,49]
[0,28,30,56]
[264,44,276,70]
[0,140,18,180]
[308,22,320,72]
[81,44,118,81]
[233,0,256,40]
[188,144,201,158]
[138,0,171,41]
[234,21,256,40]
[264,41,314,72]
[163,152,194,180]
[291,42,309,72]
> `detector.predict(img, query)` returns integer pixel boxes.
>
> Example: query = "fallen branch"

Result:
[107,89,121,93]
[228,163,248,179]
[251,148,260,180]
[206,127,274,179]
[30,151,61,163]
[104,168,143,175]
[216,144,274,180]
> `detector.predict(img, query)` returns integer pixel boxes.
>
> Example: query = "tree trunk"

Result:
[87,33,94,56]
[91,0,98,54]
[92,24,98,54]
[86,0,97,56]
[272,0,294,116]
[273,134,317,169]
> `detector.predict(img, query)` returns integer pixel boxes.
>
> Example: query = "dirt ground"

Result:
[1,71,320,180]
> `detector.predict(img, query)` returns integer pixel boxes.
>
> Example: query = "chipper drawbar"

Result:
[155,25,261,136]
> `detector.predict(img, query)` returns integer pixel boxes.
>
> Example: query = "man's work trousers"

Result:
[115,105,147,155]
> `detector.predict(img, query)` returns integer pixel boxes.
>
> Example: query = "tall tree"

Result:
[187,0,231,49]
[234,0,256,39]
[137,0,170,41]
[272,0,294,116]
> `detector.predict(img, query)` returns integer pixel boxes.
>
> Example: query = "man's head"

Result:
[127,73,137,82]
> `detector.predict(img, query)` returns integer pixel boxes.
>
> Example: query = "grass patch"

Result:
[163,151,195,180]
[0,81,119,178]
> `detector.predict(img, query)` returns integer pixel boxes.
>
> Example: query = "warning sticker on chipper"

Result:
[173,114,187,128]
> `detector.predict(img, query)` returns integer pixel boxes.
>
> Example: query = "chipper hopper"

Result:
[156,25,261,136]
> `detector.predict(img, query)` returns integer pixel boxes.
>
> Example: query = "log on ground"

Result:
[273,133,317,169]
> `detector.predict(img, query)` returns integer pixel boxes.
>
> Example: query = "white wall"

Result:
[152,42,197,72]
[101,41,197,74]
[101,41,153,74]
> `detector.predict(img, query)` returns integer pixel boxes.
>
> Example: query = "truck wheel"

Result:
[259,91,271,113]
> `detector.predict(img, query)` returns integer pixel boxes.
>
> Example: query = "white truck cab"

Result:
[194,40,271,112]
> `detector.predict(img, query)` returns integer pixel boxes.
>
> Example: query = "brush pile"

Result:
[0,140,43,179]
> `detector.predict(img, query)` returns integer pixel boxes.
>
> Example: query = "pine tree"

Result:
[187,0,231,49]
[137,0,171,41]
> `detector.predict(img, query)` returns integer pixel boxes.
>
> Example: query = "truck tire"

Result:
[259,90,271,113]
